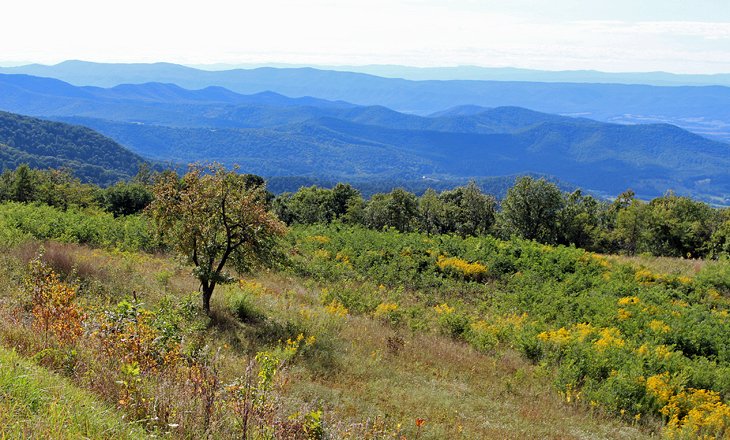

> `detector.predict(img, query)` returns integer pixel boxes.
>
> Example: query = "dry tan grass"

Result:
[251,274,653,440]
[0,243,656,439]
[606,253,711,277]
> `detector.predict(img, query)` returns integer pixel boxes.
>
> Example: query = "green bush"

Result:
[0,202,156,252]
[228,291,264,323]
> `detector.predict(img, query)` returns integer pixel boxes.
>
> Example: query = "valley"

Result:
[0,71,729,203]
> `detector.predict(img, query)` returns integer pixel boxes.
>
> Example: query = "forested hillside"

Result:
[56,113,730,203]
[0,73,728,202]
[0,111,146,185]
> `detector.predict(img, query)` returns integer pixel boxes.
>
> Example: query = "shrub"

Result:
[228,290,264,323]
[25,258,85,348]
[436,255,487,281]
[467,320,499,352]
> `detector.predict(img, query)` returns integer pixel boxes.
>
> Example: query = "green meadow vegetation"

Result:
[287,224,730,437]
[0,163,729,438]
[0,346,147,439]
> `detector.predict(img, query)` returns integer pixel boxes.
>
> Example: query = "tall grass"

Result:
[0,346,146,439]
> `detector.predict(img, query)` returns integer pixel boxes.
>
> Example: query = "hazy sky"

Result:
[3,0,730,73]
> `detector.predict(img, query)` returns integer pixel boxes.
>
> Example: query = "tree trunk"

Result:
[202,284,214,315]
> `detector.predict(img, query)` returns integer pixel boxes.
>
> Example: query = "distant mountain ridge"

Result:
[1,60,729,142]
[297,64,730,87]
[0,72,728,203]
[175,63,730,87]
[57,113,728,202]
[0,110,146,185]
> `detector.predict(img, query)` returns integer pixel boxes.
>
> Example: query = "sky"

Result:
[3,0,730,73]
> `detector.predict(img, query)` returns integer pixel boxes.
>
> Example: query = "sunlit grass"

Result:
[0,346,146,439]
[0,238,656,439]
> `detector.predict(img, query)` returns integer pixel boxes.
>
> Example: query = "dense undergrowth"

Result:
[1,200,727,438]
[0,250,331,439]
[0,244,646,439]
[287,223,730,438]
[0,201,155,251]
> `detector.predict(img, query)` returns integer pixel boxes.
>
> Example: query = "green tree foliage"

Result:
[341,195,366,225]
[557,189,601,249]
[0,166,98,208]
[498,176,564,243]
[439,181,496,237]
[1,158,728,261]
[329,183,356,216]
[273,183,362,226]
[277,186,336,225]
[148,164,286,314]
[418,188,445,235]
[364,188,419,232]
[613,198,649,256]
[708,209,730,258]
[12,164,36,203]
[610,192,720,258]
[36,168,98,209]
[99,182,153,217]
[643,193,720,258]
[272,178,730,259]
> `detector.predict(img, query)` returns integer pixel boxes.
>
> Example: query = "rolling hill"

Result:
[0,111,146,185]
[54,113,730,202]
[0,73,728,202]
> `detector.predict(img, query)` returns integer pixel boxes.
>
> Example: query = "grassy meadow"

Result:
[1,202,729,438]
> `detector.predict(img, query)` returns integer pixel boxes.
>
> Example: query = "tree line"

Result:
[1,164,728,259]
[273,178,730,259]
[0,164,153,215]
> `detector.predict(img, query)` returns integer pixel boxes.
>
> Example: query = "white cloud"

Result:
[1,0,730,73]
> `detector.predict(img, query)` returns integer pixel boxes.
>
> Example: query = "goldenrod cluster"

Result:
[436,255,487,280]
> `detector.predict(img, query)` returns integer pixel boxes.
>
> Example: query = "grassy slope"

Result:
[0,347,146,439]
[236,274,648,439]
[0,240,650,439]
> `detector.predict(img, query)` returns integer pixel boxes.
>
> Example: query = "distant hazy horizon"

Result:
[4,0,730,74]
[3,59,730,80]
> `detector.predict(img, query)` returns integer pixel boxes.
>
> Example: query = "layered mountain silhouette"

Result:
[2,61,730,142]
[0,72,728,202]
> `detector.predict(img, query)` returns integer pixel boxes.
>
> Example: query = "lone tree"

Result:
[149,164,285,315]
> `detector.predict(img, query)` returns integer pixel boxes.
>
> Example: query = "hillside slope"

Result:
[0,74,728,201]
[0,347,145,439]
[0,111,146,185]
[56,113,730,201]
[0,217,653,439]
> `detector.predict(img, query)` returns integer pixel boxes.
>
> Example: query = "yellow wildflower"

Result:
[434,303,455,315]
[617,308,632,320]
[594,327,625,351]
[538,327,572,345]
[325,299,348,317]
[648,319,671,333]
[436,256,487,280]
[373,302,399,318]
[618,296,641,306]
